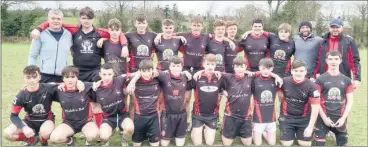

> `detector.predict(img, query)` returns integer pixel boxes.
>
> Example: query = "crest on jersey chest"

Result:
[32,104,46,113]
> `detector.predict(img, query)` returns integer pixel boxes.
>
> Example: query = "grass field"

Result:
[1,43,367,146]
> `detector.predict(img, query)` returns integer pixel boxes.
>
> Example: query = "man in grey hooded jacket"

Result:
[28,9,72,83]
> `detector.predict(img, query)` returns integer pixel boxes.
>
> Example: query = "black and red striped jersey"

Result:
[156,71,191,114]
[252,75,277,123]
[279,77,320,118]
[125,32,157,72]
[177,32,211,68]
[192,72,224,117]
[91,75,129,117]
[133,77,161,116]
[267,33,295,75]
[11,83,58,121]
[102,40,129,75]
[54,82,93,122]
[205,38,231,72]
[238,34,270,71]
[154,38,183,71]
[315,72,353,120]
[222,73,254,120]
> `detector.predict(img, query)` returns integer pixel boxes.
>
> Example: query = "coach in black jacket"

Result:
[314,18,361,88]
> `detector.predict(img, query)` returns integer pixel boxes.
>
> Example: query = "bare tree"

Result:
[355,2,367,44]
[103,0,133,15]
[267,0,285,18]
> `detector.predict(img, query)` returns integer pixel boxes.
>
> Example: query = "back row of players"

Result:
[4,7,355,146]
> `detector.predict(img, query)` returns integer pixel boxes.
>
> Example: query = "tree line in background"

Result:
[1,0,367,48]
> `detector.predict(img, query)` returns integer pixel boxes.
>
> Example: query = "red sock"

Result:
[24,137,35,144]
[40,137,48,144]
[15,133,25,141]
[65,137,71,143]
[94,113,103,128]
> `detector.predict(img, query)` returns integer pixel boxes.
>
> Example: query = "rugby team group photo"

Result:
[1,1,367,146]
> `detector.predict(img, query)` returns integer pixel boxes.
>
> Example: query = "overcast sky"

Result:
[19,1,364,17]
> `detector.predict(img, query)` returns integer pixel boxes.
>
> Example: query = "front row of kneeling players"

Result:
[4,50,353,146]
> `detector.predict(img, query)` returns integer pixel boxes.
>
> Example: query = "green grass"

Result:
[2,43,367,146]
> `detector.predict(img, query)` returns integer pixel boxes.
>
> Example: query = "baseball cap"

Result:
[330,18,344,27]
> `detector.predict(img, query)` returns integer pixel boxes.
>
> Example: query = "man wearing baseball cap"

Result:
[314,18,361,88]
[293,20,323,80]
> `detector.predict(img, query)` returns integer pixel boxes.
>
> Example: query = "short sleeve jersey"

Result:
[133,77,161,116]
[206,39,231,72]
[315,72,354,119]
[102,40,128,75]
[155,38,183,71]
[11,83,58,121]
[54,82,93,122]
[280,77,320,118]
[177,32,210,68]
[239,34,269,71]
[268,33,295,74]
[126,32,157,71]
[252,75,277,123]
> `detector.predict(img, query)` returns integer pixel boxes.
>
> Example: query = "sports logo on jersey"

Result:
[81,40,94,53]
[274,50,286,60]
[260,90,273,103]
[163,49,174,60]
[32,104,46,113]
[13,97,18,105]
[327,87,341,100]
[215,54,223,65]
[137,45,149,56]
[200,86,218,92]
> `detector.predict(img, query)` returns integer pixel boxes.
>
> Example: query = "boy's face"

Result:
[291,66,307,80]
[169,63,183,74]
[63,73,78,88]
[80,15,93,28]
[226,25,237,37]
[24,72,40,88]
[135,20,148,32]
[278,29,290,41]
[99,68,114,84]
[326,55,342,70]
[203,60,216,73]
[252,23,263,35]
[108,27,121,40]
[214,26,226,37]
[162,25,174,36]
[258,65,273,77]
[191,22,203,35]
[234,64,246,74]
[140,68,153,79]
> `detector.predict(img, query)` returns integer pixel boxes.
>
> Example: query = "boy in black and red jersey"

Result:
[91,63,135,146]
[238,19,270,72]
[277,60,320,146]
[3,65,57,146]
[206,19,233,72]
[154,19,184,71]
[189,54,224,146]
[224,20,240,74]
[125,59,162,146]
[49,66,99,146]
[313,50,354,146]
[252,58,279,146]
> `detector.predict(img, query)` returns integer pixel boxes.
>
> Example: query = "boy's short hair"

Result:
[203,54,217,63]
[252,19,263,26]
[213,19,227,28]
[226,20,238,28]
[259,58,274,68]
[191,16,203,24]
[278,23,292,33]
[135,14,147,22]
[139,59,154,71]
[291,60,307,69]
[80,7,94,19]
[62,66,79,77]
[162,19,175,26]
[326,50,342,59]
[23,65,40,75]
[233,56,246,66]
[169,56,183,65]
[101,63,113,70]
[108,18,122,30]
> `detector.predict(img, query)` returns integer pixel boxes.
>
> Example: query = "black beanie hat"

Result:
[299,21,312,32]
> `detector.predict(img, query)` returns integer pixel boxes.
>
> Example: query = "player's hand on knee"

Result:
[22,126,35,138]
[31,29,41,40]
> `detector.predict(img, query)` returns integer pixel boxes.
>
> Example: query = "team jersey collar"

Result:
[327,71,341,77]
[100,80,113,88]
[292,77,305,84]
[136,31,147,36]
[260,75,271,80]
[64,85,77,92]
[191,33,201,38]
[250,32,263,39]
[139,76,153,83]
[213,37,224,44]
[109,39,120,44]
[170,72,181,79]
[25,84,40,93]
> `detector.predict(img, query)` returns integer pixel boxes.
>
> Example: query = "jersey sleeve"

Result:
[345,78,354,94]
[308,81,320,104]
[156,71,169,83]
[11,91,24,114]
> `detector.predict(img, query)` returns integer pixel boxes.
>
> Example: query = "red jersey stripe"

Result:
[11,106,22,114]
[133,95,141,115]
